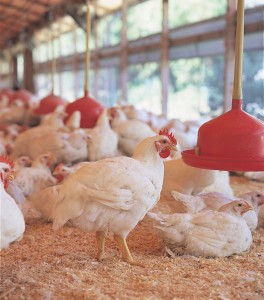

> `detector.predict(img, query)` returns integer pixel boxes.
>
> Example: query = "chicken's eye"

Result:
[162,140,167,144]
[238,203,242,207]
[256,194,260,197]
[3,168,9,173]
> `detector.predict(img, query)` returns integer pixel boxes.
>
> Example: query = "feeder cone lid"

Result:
[34,92,67,115]
[65,91,104,128]
[181,99,264,171]
[10,88,34,105]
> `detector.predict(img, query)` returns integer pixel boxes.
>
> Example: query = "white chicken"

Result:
[40,105,67,129]
[244,171,264,182]
[11,125,55,158]
[0,100,27,125]
[109,107,156,156]
[170,191,264,231]
[13,156,32,172]
[148,200,253,257]
[202,171,233,196]
[65,110,81,131]
[12,128,88,164]
[31,131,177,264]
[86,109,119,162]
[53,162,90,182]
[161,158,219,206]
[121,104,150,124]
[14,152,57,197]
[0,156,25,250]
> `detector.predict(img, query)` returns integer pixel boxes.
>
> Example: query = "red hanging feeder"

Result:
[65,91,103,128]
[182,0,264,172]
[34,92,67,115]
[64,5,104,129]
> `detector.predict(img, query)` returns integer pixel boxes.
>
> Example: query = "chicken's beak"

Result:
[8,172,14,181]
[241,202,253,214]
[169,144,178,153]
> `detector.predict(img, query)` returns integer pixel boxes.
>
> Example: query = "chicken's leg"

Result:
[114,234,143,266]
[96,231,106,261]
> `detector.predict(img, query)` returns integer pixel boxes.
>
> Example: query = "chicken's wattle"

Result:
[159,149,171,159]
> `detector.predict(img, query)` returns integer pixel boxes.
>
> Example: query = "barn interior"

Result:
[0,0,264,299]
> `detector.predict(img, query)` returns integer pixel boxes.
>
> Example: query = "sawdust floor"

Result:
[1,176,264,300]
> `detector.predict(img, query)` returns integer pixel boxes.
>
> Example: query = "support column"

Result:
[24,47,35,93]
[12,55,18,89]
[161,0,169,116]
[120,0,128,103]
[223,0,236,111]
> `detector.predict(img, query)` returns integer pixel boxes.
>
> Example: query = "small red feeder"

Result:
[34,92,67,115]
[65,5,104,129]
[182,0,264,172]
[65,91,103,128]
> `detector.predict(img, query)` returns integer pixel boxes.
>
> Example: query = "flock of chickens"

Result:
[1,94,264,265]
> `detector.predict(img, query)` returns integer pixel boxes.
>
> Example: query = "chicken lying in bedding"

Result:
[148,200,253,257]
[0,156,25,250]
[29,130,177,265]
[170,191,264,231]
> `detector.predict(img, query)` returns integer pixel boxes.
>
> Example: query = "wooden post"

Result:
[84,5,91,93]
[73,26,78,98]
[12,55,18,89]
[93,1,99,99]
[223,0,236,111]
[23,47,35,93]
[120,0,128,102]
[161,0,169,116]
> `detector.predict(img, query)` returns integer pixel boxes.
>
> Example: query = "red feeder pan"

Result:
[65,91,104,128]
[182,0,264,172]
[34,93,67,115]
[182,99,264,171]
[10,88,34,105]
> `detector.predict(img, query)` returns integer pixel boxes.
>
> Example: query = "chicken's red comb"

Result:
[159,129,177,145]
[0,155,15,169]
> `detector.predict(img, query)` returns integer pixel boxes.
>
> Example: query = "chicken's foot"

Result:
[114,234,143,267]
[96,231,106,261]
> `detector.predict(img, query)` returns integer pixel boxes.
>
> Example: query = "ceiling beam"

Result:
[0,2,43,16]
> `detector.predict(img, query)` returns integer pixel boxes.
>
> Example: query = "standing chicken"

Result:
[148,200,253,257]
[109,107,156,156]
[14,152,57,197]
[0,156,25,250]
[86,109,119,161]
[44,130,177,265]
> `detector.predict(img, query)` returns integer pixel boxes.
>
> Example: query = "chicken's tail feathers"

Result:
[148,212,187,244]
[170,190,205,213]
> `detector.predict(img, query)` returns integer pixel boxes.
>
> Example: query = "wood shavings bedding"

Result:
[1,176,264,300]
